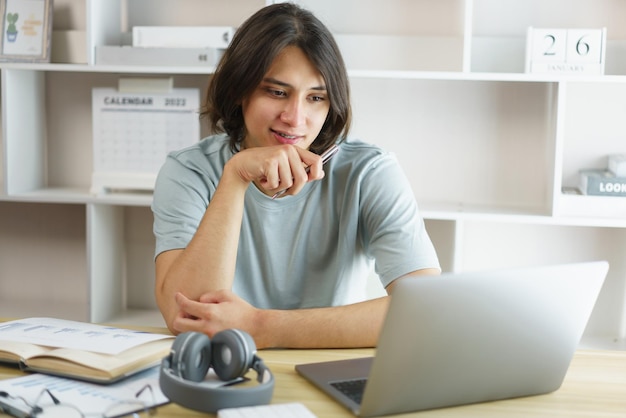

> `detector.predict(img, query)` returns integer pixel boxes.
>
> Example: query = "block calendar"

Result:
[91,87,200,194]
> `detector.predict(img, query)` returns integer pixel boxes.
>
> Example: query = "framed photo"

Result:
[0,0,52,63]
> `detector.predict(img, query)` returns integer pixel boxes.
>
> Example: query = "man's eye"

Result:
[267,88,286,97]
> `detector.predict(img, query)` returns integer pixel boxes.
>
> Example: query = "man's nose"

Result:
[280,98,306,126]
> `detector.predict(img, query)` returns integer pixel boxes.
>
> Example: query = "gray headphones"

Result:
[159,329,274,413]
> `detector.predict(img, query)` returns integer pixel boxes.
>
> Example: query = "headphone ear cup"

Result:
[211,329,256,381]
[171,332,212,382]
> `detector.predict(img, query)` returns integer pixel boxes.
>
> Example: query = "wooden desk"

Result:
[2,346,626,417]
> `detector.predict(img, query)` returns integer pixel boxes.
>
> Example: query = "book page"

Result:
[0,318,172,355]
[25,338,173,380]
[0,341,51,363]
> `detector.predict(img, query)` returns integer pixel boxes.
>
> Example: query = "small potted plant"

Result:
[5,13,18,42]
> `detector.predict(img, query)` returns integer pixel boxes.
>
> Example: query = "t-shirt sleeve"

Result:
[358,152,440,287]
[151,154,213,258]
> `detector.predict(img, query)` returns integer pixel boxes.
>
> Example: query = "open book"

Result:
[0,317,174,384]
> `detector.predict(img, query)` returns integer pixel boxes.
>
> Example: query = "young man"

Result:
[152,3,440,349]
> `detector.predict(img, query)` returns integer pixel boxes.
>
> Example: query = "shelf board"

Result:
[0,187,153,206]
[555,194,626,226]
[0,62,216,74]
[92,191,154,207]
[421,200,626,228]
[1,187,92,204]
[2,190,625,227]
[348,70,626,83]
[3,62,626,84]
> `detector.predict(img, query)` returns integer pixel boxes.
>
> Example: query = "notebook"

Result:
[295,261,609,417]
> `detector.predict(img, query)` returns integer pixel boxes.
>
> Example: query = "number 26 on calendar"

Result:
[525,27,606,75]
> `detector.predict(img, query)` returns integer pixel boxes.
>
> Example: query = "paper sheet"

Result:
[0,317,172,355]
[0,366,168,417]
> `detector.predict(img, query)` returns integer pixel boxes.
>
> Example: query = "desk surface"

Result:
[2,325,626,417]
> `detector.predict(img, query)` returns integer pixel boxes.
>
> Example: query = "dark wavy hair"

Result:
[201,3,351,154]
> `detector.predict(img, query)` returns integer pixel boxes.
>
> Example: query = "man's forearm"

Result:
[253,296,391,349]
[155,170,250,329]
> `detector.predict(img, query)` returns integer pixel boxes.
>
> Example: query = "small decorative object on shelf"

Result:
[579,153,626,197]
[525,27,606,75]
[95,45,224,67]
[0,0,52,63]
[608,154,626,177]
[579,170,626,197]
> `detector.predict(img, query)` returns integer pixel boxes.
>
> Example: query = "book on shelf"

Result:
[132,26,235,49]
[578,169,626,197]
[95,45,223,67]
[0,317,174,384]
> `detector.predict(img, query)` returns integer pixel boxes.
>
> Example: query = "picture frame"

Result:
[0,0,53,63]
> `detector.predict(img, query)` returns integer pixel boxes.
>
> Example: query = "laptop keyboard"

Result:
[330,379,367,405]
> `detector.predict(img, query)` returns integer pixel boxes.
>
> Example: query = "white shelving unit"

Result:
[1,0,625,349]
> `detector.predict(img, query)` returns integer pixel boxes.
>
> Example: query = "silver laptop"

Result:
[296,261,609,417]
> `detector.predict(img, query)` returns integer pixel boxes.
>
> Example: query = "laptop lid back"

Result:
[359,261,608,417]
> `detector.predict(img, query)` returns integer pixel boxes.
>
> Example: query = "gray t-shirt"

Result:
[152,134,439,309]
